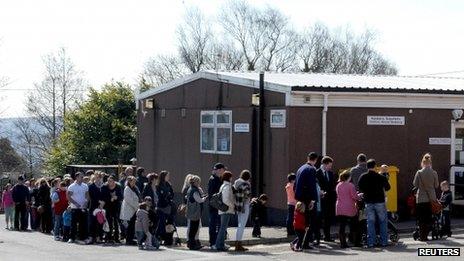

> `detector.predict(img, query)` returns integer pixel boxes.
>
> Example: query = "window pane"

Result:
[201,114,214,124]
[216,128,231,152]
[201,127,214,151]
[216,113,230,124]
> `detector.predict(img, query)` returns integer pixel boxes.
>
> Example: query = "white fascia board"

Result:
[291,91,464,109]
[136,71,290,101]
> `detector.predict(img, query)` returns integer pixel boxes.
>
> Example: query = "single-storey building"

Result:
[136,70,464,224]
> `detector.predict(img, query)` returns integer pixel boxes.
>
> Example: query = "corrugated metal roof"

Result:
[210,70,464,93]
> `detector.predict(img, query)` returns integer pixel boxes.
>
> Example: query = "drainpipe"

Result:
[322,93,329,156]
[258,71,265,195]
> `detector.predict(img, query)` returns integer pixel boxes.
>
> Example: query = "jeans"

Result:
[53,214,63,238]
[70,208,88,241]
[106,210,120,242]
[441,210,451,236]
[136,231,152,248]
[4,206,14,227]
[14,203,28,230]
[215,213,233,250]
[236,203,250,241]
[208,208,220,246]
[286,204,295,235]
[188,220,200,248]
[125,214,136,244]
[366,202,387,247]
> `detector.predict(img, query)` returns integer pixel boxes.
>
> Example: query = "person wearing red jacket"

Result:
[291,201,306,252]
[52,181,69,241]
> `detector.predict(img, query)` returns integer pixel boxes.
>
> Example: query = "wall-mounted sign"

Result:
[429,138,451,145]
[270,110,286,128]
[367,116,405,126]
[234,123,250,133]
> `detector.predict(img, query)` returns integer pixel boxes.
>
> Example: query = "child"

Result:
[62,206,72,242]
[285,173,297,236]
[1,184,15,230]
[144,196,160,249]
[135,202,156,250]
[92,201,106,243]
[439,181,452,237]
[250,194,268,238]
[291,201,306,252]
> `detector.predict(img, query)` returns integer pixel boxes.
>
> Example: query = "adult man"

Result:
[358,159,391,248]
[294,152,319,249]
[350,153,368,191]
[316,156,336,242]
[207,163,225,247]
[12,175,30,231]
[67,172,90,243]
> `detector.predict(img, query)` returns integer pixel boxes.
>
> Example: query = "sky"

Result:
[0,0,464,118]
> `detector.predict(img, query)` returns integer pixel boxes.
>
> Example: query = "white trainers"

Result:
[67,239,75,243]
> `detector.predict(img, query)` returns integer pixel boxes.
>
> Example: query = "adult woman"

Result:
[36,178,52,234]
[214,171,235,251]
[102,175,123,243]
[185,175,207,250]
[413,153,439,241]
[335,170,360,248]
[155,171,174,244]
[120,176,141,245]
[1,183,15,229]
[88,172,104,243]
[181,174,194,243]
[233,170,252,251]
[142,173,159,208]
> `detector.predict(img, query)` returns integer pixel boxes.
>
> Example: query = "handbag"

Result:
[418,173,442,215]
[209,189,229,212]
[177,204,187,216]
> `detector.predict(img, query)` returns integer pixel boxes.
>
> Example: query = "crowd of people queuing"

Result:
[0,152,454,253]
[286,152,453,251]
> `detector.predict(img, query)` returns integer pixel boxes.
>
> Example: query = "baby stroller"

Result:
[412,214,442,241]
[358,201,399,245]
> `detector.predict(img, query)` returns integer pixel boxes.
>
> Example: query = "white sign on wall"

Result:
[367,116,405,126]
[270,110,286,128]
[234,123,250,133]
[429,137,451,145]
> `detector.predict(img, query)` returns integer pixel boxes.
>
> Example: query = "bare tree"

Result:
[206,39,244,71]
[26,47,84,143]
[177,7,212,73]
[219,0,270,71]
[13,117,44,177]
[141,54,188,88]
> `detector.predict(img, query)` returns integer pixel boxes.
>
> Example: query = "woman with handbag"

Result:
[185,175,207,250]
[120,176,141,245]
[155,170,175,244]
[413,153,439,241]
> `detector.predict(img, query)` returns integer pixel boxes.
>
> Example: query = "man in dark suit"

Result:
[316,156,336,242]
[294,152,319,249]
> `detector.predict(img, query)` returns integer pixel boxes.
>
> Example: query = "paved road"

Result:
[0,217,463,261]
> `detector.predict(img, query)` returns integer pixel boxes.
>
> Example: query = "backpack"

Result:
[209,189,229,212]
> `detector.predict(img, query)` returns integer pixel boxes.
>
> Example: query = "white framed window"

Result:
[201,110,232,154]
[270,109,286,128]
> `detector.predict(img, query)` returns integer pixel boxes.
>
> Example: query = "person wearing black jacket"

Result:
[439,181,452,237]
[142,173,159,208]
[207,163,225,247]
[136,167,148,195]
[88,172,104,243]
[358,159,391,248]
[101,175,123,243]
[36,178,52,233]
[155,170,174,244]
[316,156,337,242]
[294,152,319,249]
[12,176,30,231]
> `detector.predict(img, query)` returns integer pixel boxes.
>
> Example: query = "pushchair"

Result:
[358,201,399,245]
[412,213,442,241]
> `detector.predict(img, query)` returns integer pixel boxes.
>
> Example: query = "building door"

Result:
[451,121,464,205]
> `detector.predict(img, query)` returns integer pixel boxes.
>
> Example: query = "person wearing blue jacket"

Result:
[294,152,319,249]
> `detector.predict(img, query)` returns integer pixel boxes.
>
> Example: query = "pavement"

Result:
[0,215,463,261]
[175,218,464,246]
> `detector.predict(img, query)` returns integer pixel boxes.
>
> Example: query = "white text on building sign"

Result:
[367,116,405,126]
[429,138,451,145]
[234,123,250,133]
